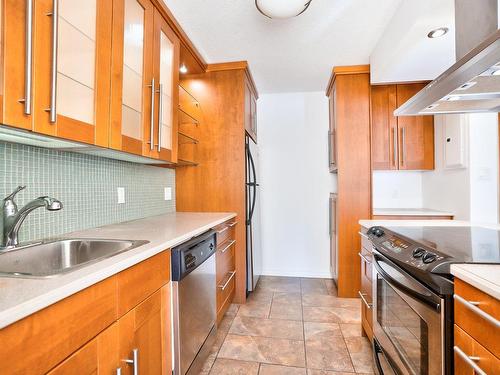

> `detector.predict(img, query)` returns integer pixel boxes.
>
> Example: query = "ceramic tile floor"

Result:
[199,276,374,375]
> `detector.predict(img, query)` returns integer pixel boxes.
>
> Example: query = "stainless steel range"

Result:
[366,225,500,375]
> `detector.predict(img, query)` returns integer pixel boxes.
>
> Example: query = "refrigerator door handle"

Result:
[247,144,258,225]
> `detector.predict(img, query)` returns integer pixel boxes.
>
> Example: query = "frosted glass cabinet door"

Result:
[32,0,113,146]
[110,0,154,156]
[153,9,179,162]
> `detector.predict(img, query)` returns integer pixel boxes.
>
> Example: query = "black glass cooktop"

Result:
[385,226,500,264]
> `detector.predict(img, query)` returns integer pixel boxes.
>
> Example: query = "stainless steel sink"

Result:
[0,238,149,278]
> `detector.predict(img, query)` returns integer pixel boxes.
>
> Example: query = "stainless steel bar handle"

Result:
[22,0,34,115]
[358,252,372,264]
[392,127,397,167]
[48,0,59,123]
[454,294,500,328]
[358,291,372,309]
[228,221,238,227]
[218,271,236,290]
[150,78,155,150]
[124,348,139,375]
[220,239,236,254]
[453,346,486,375]
[157,83,163,152]
[217,226,229,235]
[116,368,122,375]
[401,127,406,167]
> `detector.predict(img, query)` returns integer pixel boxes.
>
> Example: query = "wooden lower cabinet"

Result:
[0,251,172,375]
[359,232,373,339]
[214,218,237,323]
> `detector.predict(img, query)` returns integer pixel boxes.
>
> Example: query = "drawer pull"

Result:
[453,346,486,375]
[358,291,373,309]
[454,294,500,328]
[124,348,139,375]
[217,226,229,235]
[218,271,236,291]
[358,252,372,264]
[220,239,236,254]
[358,231,369,239]
[228,221,237,227]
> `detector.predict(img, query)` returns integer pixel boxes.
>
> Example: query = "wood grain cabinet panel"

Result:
[454,325,499,375]
[371,83,434,171]
[47,323,120,375]
[117,251,170,317]
[0,277,117,375]
[32,0,112,145]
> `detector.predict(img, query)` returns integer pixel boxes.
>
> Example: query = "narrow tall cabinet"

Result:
[326,65,371,298]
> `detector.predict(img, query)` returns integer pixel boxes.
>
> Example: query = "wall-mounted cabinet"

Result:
[0,0,180,164]
[245,81,257,142]
[371,83,434,170]
[328,86,337,172]
[110,0,179,163]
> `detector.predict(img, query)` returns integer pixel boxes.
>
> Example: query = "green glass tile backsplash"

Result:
[0,141,175,243]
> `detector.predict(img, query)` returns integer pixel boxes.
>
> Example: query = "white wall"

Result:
[372,171,423,208]
[422,115,471,220]
[469,113,499,223]
[422,113,499,222]
[370,0,455,83]
[257,92,334,278]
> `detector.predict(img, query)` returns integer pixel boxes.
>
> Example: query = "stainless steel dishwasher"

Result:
[172,230,217,375]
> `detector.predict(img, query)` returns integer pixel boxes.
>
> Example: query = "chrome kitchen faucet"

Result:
[0,186,62,250]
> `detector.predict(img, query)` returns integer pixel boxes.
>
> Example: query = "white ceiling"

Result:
[162,0,403,93]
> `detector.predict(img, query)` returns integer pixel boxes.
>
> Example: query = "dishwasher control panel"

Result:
[171,229,216,281]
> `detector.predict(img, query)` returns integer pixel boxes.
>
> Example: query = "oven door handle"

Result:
[373,252,441,310]
[373,339,397,375]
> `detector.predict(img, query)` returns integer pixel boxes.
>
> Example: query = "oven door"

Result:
[372,250,444,375]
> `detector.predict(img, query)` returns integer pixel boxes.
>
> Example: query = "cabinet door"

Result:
[2,0,33,130]
[328,87,337,172]
[110,0,154,156]
[245,81,257,142]
[329,194,337,278]
[396,84,434,170]
[47,323,120,375]
[32,0,112,145]
[118,286,170,375]
[371,85,398,170]
[152,9,179,162]
[250,91,257,139]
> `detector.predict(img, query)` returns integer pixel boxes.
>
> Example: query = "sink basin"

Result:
[0,238,149,278]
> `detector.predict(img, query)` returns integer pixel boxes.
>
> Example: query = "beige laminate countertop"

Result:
[359,219,500,300]
[0,212,236,329]
[372,208,454,217]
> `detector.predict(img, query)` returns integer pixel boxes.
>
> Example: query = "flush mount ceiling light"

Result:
[255,0,312,19]
[179,64,188,74]
[427,27,449,39]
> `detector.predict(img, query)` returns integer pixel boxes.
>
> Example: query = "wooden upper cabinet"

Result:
[31,0,113,145]
[370,85,397,170]
[245,80,257,142]
[152,8,179,162]
[396,84,434,170]
[371,83,434,171]
[328,86,338,172]
[110,0,154,156]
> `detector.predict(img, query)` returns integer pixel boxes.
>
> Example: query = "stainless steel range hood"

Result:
[395,0,500,116]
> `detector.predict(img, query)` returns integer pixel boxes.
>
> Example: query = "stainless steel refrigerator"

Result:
[245,135,262,292]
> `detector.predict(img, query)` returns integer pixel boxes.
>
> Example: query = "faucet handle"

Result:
[5,186,26,201]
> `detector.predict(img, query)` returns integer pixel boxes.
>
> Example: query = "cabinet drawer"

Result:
[0,277,117,375]
[214,219,237,245]
[217,271,236,308]
[454,325,499,375]
[454,279,500,358]
[117,251,170,317]
[359,251,373,330]
[216,239,236,283]
[359,231,372,253]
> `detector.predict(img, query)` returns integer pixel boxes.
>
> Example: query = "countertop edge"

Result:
[451,264,500,300]
[372,208,455,217]
[0,213,236,329]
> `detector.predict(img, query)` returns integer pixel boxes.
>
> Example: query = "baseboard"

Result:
[260,268,334,279]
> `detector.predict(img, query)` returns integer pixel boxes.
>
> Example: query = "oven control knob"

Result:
[412,248,426,258]
[370,228,385,237]
[422,252,437,263]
